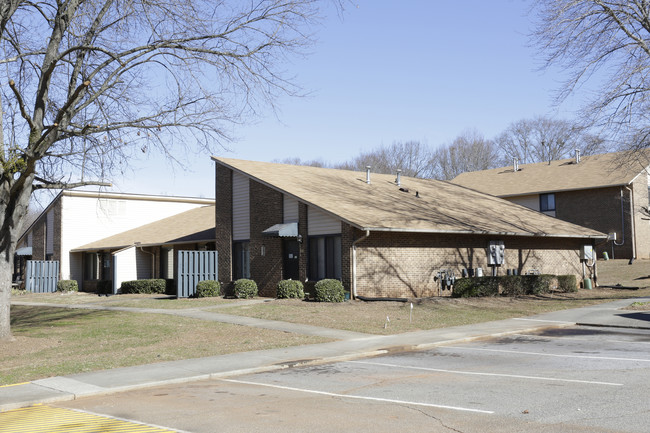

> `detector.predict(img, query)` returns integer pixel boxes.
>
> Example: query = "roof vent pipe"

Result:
[513,158,519,172]
[395,169,402,186]
[365,166,371,184]
[575,149,581,164]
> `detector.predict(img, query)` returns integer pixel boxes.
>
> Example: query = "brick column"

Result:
[215,164,233,284]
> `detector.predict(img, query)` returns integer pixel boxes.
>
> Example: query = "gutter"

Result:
[360,226,607,240]
[351,230,370,299]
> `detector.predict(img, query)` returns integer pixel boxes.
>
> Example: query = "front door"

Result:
[283,239,300,280]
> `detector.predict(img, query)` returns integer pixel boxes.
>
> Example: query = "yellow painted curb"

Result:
[0,404,177,432]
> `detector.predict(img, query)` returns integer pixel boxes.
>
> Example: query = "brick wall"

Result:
[353,231,587,298]
[52,199,62,263]
[31,215,46,261]
[249,181,283,296]
[215,164,233,284]
[555,186,633,259]
[298,202,308,280]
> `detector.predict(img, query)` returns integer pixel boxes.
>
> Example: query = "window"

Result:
[540,193,556,212]
[308,235,341,280]
[233,241,250,279]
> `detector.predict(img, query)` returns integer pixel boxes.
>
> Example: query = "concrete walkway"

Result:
[2,296,649,412]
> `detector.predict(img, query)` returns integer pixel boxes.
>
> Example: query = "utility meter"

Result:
[488,240,505,265]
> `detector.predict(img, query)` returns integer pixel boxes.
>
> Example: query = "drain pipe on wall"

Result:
[135,242,156,278]
[352,230,370,299]
[624,185,636,263]
[613,187,626,259]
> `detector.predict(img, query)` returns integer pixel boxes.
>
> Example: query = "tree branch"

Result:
[32,176,111,190]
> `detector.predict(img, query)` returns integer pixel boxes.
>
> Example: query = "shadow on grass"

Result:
[10,305,112,329]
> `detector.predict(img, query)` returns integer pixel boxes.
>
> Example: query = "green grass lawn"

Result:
[4,258,649,385]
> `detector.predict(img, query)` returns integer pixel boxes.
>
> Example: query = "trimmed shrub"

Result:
[557,275,578,293]
[452,277,499,298]
[57,279,78,292]
[522,274,554,295]
[120,279,166,294]
[195,280,221,298]
[314,279,345,302]
[499,275,524,297]
[277,280,304,299]
[234,279,258,299]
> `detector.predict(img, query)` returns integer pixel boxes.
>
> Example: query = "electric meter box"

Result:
[580,245,594,261]
[488,240,505,265]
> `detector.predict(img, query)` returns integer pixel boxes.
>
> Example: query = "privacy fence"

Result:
[176,250,218,298]
[25,260,60,293]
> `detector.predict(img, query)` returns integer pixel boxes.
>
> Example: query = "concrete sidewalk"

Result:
[2,296,649,412]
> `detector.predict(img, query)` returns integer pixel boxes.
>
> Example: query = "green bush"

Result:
[522,274,554,295]
[120,279,166,294]
[557,275,578,293]
[57,279,78,292]
[195,280,221,298]
[452,277,499,298]
[277,280,304,299]
[234,279,258,299]
[314,279,345,302]
[499,275,524,296]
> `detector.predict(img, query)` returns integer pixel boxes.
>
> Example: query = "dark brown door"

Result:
[283,239,300,280]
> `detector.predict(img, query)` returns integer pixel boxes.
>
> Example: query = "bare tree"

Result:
[336,140,434,178]
[0,0,340,340]
[273,157,326,167]
[532,1,650,149]
[430,129,501,180]
[494,116,605,164]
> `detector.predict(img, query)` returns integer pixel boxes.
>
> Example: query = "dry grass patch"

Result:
[218,287,650,335]
[1,305,328,385]
[10,291,241,309]
[596,259,650,287]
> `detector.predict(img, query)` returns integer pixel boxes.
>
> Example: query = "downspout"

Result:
[613,187,626,254]
[352,230,370,299]
[624,185,636,262]
[135,242,156,278]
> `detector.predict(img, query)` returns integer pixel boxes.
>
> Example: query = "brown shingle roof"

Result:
[71,205,215,251]
[213,157,606,239]
[451,150,650,197]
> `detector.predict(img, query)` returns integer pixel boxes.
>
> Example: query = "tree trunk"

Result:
[0,254,14,340]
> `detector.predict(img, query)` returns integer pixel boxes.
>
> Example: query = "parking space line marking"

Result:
[510,333,650,346]
[220,378,494,414]
[451,346,650,362]
[348,361,623,386]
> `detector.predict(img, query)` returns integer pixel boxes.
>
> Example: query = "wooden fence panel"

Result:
[176,250,218,298]
[25,260,60,293]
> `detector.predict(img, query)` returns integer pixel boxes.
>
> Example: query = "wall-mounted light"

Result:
[297,234,303,244]
[261,245,266,256]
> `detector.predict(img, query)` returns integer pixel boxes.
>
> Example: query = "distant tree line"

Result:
[277,116,609,180]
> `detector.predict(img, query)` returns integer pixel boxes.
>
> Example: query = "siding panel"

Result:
[284,196,299,223]
[232,173,250,240]
[308,206,341,235]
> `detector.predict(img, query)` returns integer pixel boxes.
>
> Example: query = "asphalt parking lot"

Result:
[54,324,650,433]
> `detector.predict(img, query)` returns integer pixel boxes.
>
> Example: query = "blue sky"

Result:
[113,0,586,199]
